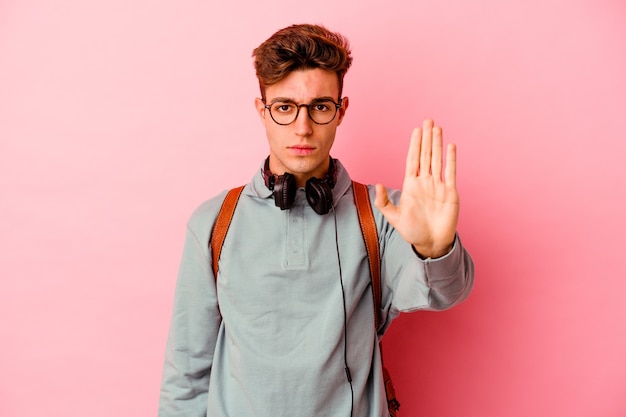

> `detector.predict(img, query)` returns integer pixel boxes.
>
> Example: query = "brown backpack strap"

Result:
[352,181,400,416]
[352,181,382,328]
[210,185,245,278]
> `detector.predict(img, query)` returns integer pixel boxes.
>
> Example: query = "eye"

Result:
[311,101,333,112]
[271,103,296,113]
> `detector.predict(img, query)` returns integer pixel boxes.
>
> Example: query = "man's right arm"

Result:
[158,222,221,417]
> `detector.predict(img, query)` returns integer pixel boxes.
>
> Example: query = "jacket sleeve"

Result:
[374,187,475,332]
[158,200,223,417]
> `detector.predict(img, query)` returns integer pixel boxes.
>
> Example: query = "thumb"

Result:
[374,184,398,224]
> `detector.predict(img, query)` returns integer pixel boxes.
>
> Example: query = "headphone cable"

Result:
[332,205,354,417]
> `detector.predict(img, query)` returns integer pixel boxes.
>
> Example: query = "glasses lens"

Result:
[308,100,338,124]
[270,102,298,125]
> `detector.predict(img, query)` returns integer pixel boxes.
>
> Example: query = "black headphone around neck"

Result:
[263,156,337,215]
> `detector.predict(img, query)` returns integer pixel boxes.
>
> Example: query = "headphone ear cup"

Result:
[306,177,333,215]
[273,172,297,210]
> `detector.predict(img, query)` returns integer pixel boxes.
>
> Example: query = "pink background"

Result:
[1,0,625,416]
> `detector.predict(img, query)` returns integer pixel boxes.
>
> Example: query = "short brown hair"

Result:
[252,24,353,101]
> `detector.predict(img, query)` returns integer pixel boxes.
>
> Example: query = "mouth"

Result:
[288,145,315,155]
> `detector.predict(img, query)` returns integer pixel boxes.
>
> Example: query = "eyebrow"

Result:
[268,96,337,104]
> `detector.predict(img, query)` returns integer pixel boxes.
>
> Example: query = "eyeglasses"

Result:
[264,98,343,125]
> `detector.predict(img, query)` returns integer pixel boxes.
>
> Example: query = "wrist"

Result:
[412,242,453,259]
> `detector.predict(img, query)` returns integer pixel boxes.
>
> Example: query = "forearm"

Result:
[382,233,474,317]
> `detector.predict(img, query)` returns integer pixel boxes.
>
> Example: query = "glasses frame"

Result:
[264,98,343,126]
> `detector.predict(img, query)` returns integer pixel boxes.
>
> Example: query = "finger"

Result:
[445,143,457,188]
[419,119,434,176]
[374,184,398,225]
[431,125,443,182]
[405,127,421,178]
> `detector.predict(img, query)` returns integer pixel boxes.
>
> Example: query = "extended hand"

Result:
[374,119,459,258]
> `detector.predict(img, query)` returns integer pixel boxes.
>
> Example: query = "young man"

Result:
[159,24,474,417]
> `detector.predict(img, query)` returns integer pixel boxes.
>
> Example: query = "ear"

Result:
[254,98,267,127]
[336,96,349,126]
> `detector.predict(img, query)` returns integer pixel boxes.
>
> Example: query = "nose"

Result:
[294,105,313,136]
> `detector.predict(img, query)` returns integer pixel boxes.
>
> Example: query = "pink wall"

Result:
[1,1,625,416]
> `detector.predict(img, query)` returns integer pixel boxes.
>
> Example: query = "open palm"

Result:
[375,119,459,259]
